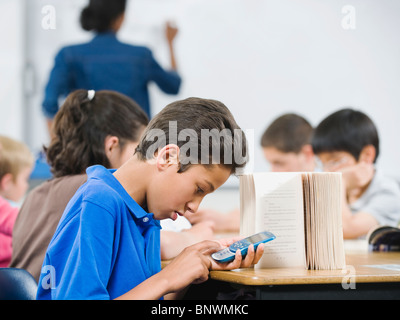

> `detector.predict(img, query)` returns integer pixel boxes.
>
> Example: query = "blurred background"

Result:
[1,0,399,187]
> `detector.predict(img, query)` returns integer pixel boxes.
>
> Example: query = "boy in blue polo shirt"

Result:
[37,97,263,300]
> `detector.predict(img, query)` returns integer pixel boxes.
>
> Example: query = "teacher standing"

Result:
[42,0,181,132]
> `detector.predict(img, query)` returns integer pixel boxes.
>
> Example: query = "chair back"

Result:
[0,268,38,300]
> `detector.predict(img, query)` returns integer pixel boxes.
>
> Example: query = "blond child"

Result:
[0,135,34,267]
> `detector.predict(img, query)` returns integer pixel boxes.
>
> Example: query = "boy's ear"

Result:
[359,145,376,164]
[300,144,314,160]
[156,144,180,171]
[0,173,13,193]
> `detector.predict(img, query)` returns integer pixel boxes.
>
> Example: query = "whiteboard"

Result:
[17,0,400,178]
[0,0,25,140]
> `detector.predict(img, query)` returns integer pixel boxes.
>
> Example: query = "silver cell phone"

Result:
[211,231,276,263]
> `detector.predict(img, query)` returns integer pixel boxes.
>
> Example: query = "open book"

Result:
[367,225,400,252]
[240,172,346,270]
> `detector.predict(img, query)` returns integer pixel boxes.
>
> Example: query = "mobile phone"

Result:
[211,231,276,263]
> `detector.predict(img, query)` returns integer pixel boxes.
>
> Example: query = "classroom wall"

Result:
[0,0,25,141]
[1,0,399,181]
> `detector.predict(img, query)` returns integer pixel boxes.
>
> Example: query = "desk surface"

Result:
[209,251,400,286]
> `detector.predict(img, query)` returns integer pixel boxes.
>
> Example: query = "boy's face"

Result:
[2,166,32,202]
[262,146,311,172]
[147,163,231,221]
[317,151,356,172]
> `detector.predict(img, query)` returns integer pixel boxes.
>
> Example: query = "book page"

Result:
[303,172,346,270]
[252,173,306,268]
[240,174,255,237]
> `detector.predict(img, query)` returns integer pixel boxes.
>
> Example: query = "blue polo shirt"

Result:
[36,165,161,300]
[42,32,181,117]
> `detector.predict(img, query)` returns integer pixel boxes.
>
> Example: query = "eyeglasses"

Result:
[315,156,350,171]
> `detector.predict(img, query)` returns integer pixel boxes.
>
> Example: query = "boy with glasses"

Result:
[312,108,400,239]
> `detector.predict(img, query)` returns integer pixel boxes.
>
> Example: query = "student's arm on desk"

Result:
[186,208,240,233]
[160,221,215,260]
[342,205,378,239]
[339,164,379,239]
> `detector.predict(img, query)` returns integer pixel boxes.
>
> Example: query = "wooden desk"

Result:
[210,252,400,285]
[206,251,400,299]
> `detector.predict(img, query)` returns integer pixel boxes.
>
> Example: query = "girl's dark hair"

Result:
[45,89,148,177]
[80,0,127,33]
[312,108,380,163]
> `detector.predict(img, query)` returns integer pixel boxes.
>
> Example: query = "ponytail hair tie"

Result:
[88,90,95,101]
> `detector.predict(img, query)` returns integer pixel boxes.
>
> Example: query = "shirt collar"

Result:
[86,165,159,227]
[91,31,118,42]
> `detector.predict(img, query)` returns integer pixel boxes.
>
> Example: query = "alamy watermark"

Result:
[341,265,356,290]
[41,5,56,30]
[40,265,56,290]
[139,121,254,174]
[41,4,356,31]
[341,5,356,30]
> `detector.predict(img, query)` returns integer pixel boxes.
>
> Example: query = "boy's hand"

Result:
[335,162,374,190]
[160,240,220,293]
[208,237,265,271]
[160,238,264,295]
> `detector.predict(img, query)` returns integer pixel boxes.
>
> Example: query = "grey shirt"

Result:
[350,171,400,227]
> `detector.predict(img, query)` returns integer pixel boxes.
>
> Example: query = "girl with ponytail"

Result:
[11,90,215,282]
[10,89,148,280]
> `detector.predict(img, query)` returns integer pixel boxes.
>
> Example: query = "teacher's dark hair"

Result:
[80,0,127,33]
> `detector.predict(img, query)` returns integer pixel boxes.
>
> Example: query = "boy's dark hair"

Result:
[260,113,313,153]
[135,97,248,174]
[311,108,380,163]
[45,89,148,178]
[80,0,126,33]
